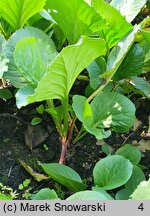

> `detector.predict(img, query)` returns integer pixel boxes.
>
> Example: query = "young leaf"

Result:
[66,191,109,200]
[92,0,133,48]
[115,144,141,164]
[40,163,87,192]
[27,36,106,105]
[101,143,113,155]
[0,0,46,30]
[4,27,57,88]
[130,178,150,200]
[45,0,105,44]
[110,0,147,23]
[114,44,145,80]
[36,105,45,114]
[73,92,135,140]
[125,165,145,193]
[31,117,42,126]
[32,188,59,200]
[93,155,133,190]
[46,106,63,123]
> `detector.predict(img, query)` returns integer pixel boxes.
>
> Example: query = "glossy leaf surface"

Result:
[4,27,57,88]
[41,163,86,192]
[93,155,133,190]
[73,93,135,139]
[45,0,105,44]
[0,0,46,30]
[27,37,106,104]
[92,0,132,48]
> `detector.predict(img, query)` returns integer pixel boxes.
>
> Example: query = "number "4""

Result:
[138,203,144,211]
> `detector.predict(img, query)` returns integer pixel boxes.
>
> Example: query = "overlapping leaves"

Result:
[45,0,105,44]
[91,0,133,48]
[25,37,106,105]
[72,92,135,140]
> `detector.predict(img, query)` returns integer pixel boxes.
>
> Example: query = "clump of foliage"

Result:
[1,0,149,163]
[0,0,149,200]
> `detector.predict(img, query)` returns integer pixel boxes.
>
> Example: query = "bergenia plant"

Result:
[1,0,149,164]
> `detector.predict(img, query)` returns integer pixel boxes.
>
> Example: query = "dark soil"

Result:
[0,98,60,191]
[0,93,150,197]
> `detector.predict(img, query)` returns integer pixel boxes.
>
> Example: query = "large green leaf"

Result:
[27,36,106,105]
[101,26,140,80]
[91,0,133,48]
[4,27,57,88]
[40,163,86,192]
[111,0,147,23]
[125,165,145,193]
[115,144,141,164]
[14,35,58,108]
[73,92,135,140]
[93,155,133,190]
[130,178,150,200]
[87,42,145,89]
[129,76,150,98]
[0,0,46,30]
[14,37,57,85]
[114,44,145,80]
[66,191,109,200]
[32,188,59,200]
[73,95,110,139]
[45,0,105,44]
